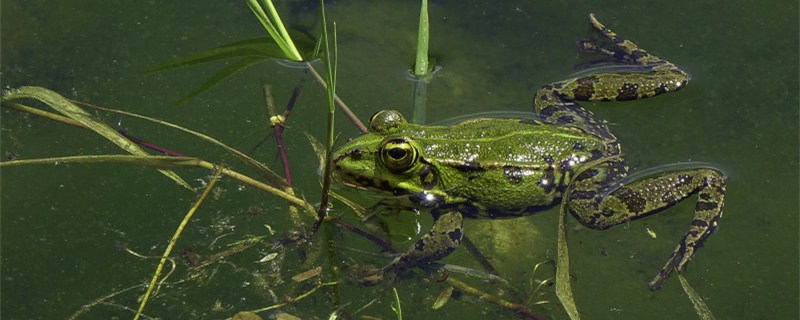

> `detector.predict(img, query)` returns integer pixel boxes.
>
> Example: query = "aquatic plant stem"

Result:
[0,155,317,215]
[264,83,294,187]
[313,0,338,232]
[134,167,223,320]
[411,81,429,124]
[3,101,84,127]
[411,0,431,124]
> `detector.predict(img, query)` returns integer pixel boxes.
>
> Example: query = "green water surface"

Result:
[2,1,798,319]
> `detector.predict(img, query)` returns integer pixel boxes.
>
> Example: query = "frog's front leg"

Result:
[568,165,725,290]
[382,210,464,275]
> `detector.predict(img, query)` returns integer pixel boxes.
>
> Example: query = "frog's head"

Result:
[332,110,444,204]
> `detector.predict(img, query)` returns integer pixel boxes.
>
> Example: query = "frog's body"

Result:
[336,115,608,216]
[332,14,725,291]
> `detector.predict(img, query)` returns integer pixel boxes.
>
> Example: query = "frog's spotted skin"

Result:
[332,14,725,291]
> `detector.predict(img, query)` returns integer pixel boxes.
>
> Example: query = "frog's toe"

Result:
[648,256,681,291]
[576,39,603,53]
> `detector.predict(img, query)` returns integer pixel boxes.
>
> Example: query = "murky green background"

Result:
[2,1,797,319]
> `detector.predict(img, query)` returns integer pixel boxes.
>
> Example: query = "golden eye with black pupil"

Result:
[380,138,417,172]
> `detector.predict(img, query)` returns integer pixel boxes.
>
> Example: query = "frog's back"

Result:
[404,118,608,216]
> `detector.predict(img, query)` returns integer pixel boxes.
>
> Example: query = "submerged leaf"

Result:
[233,311,263,320]
[556,199,580,320]
[431,286,454,310]
[291,266,322,282]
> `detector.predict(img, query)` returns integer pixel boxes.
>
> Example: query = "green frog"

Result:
[332,14,725,291]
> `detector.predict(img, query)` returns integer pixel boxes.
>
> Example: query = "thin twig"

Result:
[461,235,499,275]
[118,129,188,157]
[328,217,397,253]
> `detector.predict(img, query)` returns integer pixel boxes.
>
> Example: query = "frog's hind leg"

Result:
[568,164,725,290]
[534,14,690,135]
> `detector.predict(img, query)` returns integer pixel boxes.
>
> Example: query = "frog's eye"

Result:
[380,138,417,173]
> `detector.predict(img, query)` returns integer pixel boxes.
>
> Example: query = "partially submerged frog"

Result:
[332,14,725,291]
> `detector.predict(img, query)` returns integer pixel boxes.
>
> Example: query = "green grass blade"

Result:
[0,154,312,215]
[66,100,289,188]
[678,272,716,320]
[175,57,265,105]
[0,155,201,168]
[414,0,430,78]
[246,0,302,61]
[556,197,581,320]
[2,86,194,191]
[247,0,282,45]
[392,287,403,320]
[314,0,338,230]
[554,154,622,319]
[411,0,431,124]
[261,0,303,60]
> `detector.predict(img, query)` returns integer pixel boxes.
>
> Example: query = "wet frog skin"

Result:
[332,14,725,291]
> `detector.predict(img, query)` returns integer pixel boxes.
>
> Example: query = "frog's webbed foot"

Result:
[382,211,464,276]
[580,14,676,70]
[568,165,726,290]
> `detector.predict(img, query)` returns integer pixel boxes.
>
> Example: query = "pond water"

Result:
[2,1,797,319]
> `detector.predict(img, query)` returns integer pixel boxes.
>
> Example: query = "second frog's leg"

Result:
[533,14,690,139]
[568,165,726,290]
[382,210,464,275]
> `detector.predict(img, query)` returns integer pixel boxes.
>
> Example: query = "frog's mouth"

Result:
[334,170,411,197]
